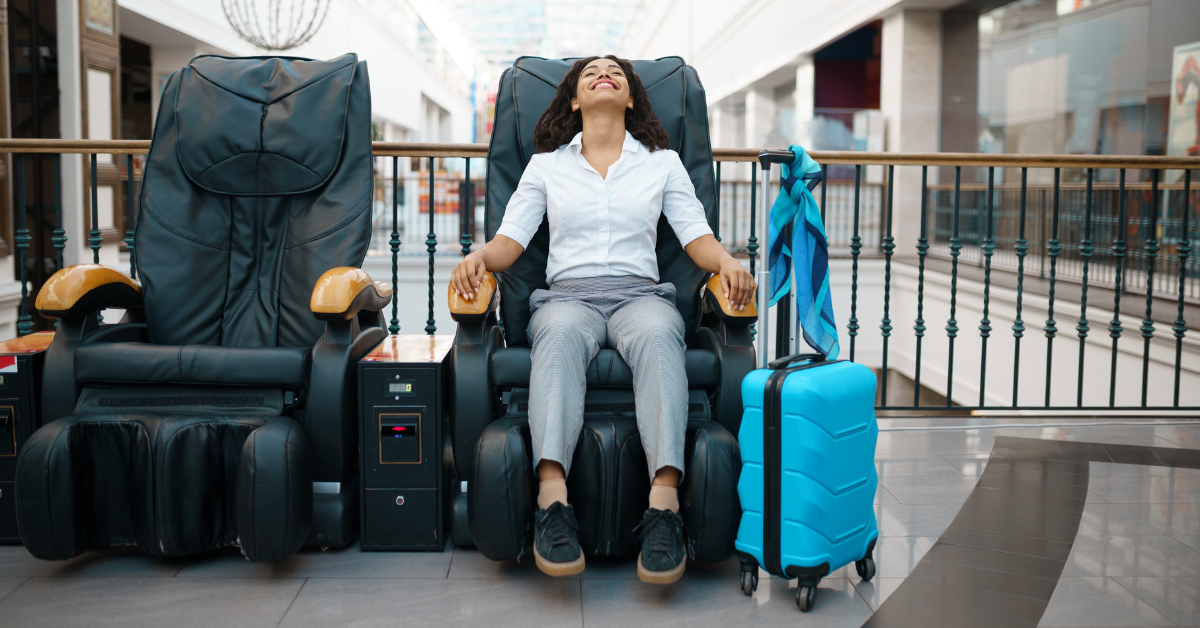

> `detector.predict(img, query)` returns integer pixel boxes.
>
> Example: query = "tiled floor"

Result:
[0,418,1197,627]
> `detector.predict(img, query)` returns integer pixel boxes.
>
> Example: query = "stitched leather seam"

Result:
[187,348,200,382]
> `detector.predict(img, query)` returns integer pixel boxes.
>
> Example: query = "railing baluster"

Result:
[1173,169,1191,406]
[15,155,32,336]
[913,166,929,407]
[1012,167,1028,407]
[946,166,962,406]
[748,164,758,275]
[461,158,473,256]
[390,156,400,334]
[1141,170,1160,407]
[89,154,101,264]
[1109,169,1127,407]
[52,154,65,271]
[849,165,862,361]
[426,157,437,335]
[1076,168,1094,407]
[126,154,136,278]
[880,165,895,405]
[979,166,995,407]
[1044,169,1061,406]
[748,164,758,342]
[714,162,721,243]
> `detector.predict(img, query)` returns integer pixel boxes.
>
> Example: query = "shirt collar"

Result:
[566,131,644,154]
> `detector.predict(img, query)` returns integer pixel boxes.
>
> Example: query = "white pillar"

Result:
[794,54,815,148]
[57,0,87,269]
[744,85,774,149]
[880,9,942,261]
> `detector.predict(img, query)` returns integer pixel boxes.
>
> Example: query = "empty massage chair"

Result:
[15,53,389,562]
[448,56,755,563]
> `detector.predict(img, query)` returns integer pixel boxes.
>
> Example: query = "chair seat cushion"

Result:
[490,347,719,388]
[74,343,311,388]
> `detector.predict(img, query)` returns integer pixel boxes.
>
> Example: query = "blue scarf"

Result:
[766,146,840,360]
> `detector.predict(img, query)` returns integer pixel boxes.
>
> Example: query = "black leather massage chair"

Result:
[15,54,389,562]
[447,56,757,563]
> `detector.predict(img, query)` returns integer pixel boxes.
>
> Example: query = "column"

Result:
[794,54,815,148]
[880,9,942,256]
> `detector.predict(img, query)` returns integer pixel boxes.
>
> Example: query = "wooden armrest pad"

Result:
[705,275,758,318]
[448,272,497,318]
[35,264,142,317]
[311,267,393,319]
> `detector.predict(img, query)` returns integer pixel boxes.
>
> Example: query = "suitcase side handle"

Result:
[768,352,826,370]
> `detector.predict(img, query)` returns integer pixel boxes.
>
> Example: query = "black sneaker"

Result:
[634,508,687,584]
[533,502,585,576]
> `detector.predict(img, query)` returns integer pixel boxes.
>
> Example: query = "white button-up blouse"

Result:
[495,131,713,285]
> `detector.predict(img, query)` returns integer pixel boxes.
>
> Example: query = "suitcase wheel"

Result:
[740,570,758,596]
[855,557,876,582]
[796,585,816,612]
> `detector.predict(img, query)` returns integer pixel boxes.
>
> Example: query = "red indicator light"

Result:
[391,426,406,432]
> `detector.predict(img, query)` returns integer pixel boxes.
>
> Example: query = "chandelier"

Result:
[222,0,331,51]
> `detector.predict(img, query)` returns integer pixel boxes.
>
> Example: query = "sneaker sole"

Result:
[637,553,686,585]
[534,544,585,577]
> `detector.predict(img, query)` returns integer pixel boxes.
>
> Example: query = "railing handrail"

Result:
[2,139,1199,170]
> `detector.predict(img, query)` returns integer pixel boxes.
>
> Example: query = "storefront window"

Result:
[943,0,1200,180]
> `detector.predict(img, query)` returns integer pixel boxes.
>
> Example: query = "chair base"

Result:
[468,414,740,563]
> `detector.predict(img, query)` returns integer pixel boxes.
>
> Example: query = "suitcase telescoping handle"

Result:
[755,148,802,369]
[768,353,827,370]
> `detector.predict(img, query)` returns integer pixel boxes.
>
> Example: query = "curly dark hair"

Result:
[532,55,671,154]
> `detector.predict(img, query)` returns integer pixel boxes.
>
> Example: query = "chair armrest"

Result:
[702,275,757,323]
[310,267,392,322]
[448,272,498,322]
[35,264,143,319]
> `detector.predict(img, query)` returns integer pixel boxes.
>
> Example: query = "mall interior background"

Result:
[0,0,1196,408]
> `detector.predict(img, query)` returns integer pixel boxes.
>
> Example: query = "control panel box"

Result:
[358,335,454,551]
[0,332,54,544]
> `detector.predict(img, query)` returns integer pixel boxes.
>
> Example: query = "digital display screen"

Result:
[380,423,417,438]
[388,381,414,394]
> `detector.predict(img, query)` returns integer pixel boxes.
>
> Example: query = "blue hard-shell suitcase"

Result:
[735,352,879,612]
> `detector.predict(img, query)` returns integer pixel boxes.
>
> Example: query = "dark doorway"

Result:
[8,0,61,330]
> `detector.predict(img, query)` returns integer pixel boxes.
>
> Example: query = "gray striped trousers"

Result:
[526,282,688,479]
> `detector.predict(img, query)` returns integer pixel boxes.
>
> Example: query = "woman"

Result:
[451,55,755,584]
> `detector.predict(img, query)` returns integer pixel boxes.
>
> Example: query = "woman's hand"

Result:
[719,258,756,311]
[451,255,488,300]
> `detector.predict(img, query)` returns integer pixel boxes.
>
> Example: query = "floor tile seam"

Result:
[275,577,308,628]
[877,483,903,504]
[890,568,1060,605]
[1151,435,1200,451]
[1103,574,1189,627]
[950,519,1079,544]
[578,579,585,628]
[0,576,32,605]
[923,545,1069,578]
[852,585,883,612]
[936,533,1074,559]
[882,579,1051,624]
[921,546,1067,583]
[867,595,1042,628]
[901,567,1059,605]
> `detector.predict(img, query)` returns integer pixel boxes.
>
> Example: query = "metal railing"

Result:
[2,139,1199,413]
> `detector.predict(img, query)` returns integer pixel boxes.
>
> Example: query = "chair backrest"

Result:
[135,54,374,348]
[485,56,717,346]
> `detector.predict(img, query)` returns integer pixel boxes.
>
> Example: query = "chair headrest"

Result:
[174,54,358,196]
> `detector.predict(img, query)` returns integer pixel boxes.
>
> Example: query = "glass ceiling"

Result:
[449,0,641,68]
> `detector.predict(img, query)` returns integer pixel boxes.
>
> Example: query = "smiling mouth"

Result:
[592,79,618,90]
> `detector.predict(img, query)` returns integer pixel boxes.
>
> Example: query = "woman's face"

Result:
[571,58,634,114]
